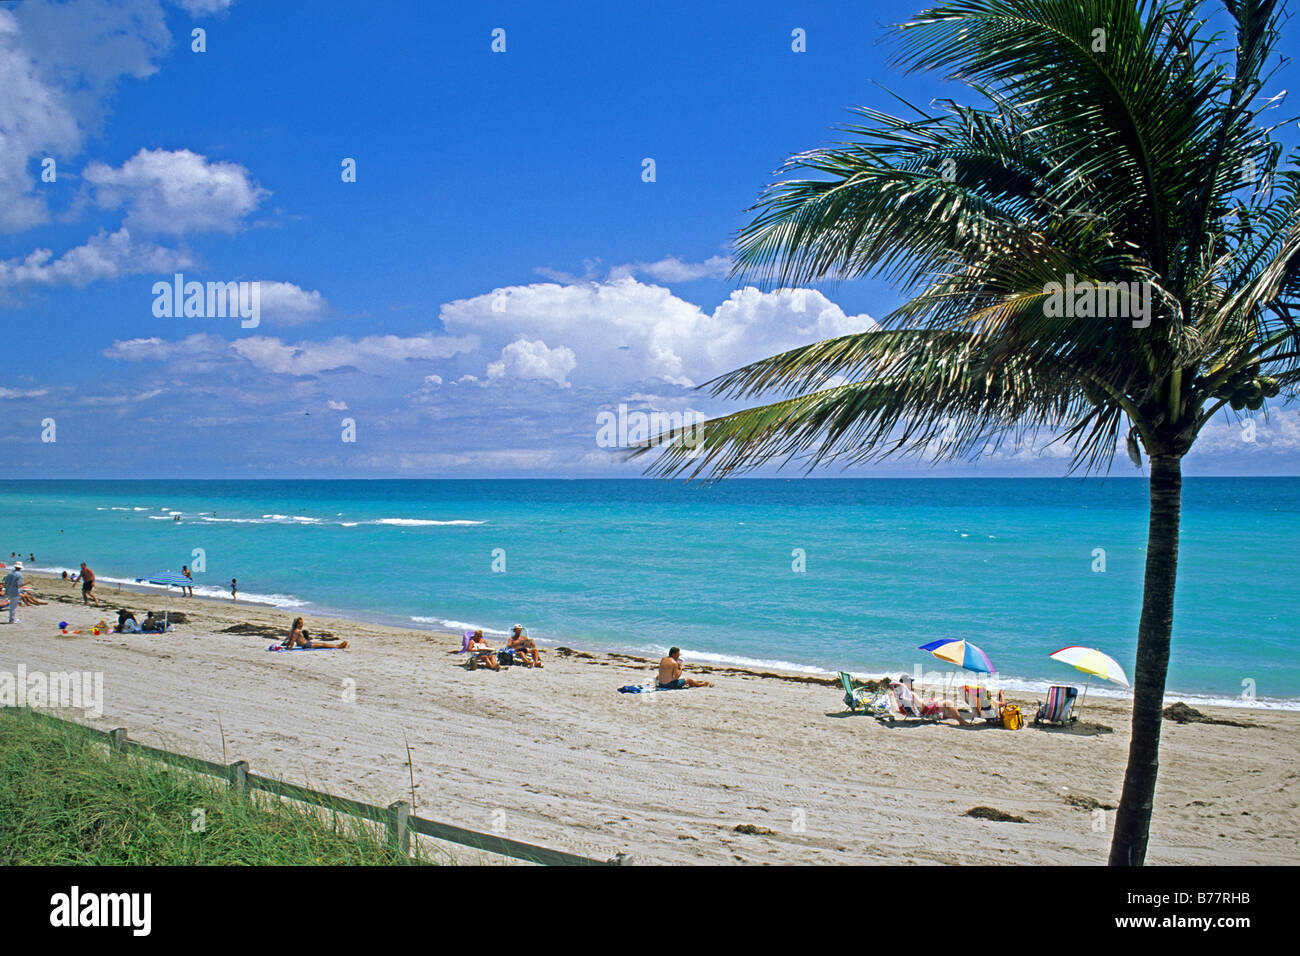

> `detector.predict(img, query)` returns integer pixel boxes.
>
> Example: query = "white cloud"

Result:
[169,0,234,15]
[0,1,171,232]
[325,399,348,411]
[440,278,876,388]
[104,331,477,376]
[85,148,268,236]
[0,386,52,400]
[255,280,328,324]
[0,228,192,287]
[607,255,731,282]
[486,337,577,387]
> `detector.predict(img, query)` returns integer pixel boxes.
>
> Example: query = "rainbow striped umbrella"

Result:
[919,638,996,674]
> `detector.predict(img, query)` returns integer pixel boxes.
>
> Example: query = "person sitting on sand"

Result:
[467,629,500,670]
[140,610,168,633]
[116,608,138,633]
[893,675,969,724]
[657,647,712,689]
[281,616,348,650]
[506,624,543,668]
[18,585,45,607]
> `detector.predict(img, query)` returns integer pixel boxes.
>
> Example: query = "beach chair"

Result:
[839,672,875,712]
[961,684,1002,724]
[881,681,942,724]
[1033,684,1079,726]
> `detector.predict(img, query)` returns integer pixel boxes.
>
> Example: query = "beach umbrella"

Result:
[137,570,191,629]
[918,638,996,700]
[1049,645,1130,716]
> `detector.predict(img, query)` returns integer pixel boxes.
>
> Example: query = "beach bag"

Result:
[1002,704,1023,730]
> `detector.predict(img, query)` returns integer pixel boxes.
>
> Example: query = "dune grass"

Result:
[0,709,430,865]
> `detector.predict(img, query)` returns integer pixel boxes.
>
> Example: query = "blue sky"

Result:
[1,0,1298,478]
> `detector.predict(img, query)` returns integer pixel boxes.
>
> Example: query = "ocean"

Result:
[2,478,1295,708]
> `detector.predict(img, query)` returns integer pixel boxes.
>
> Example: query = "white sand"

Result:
[3,572,1297,865]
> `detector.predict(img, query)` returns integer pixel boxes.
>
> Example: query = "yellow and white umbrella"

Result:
[1049,645,1130,715]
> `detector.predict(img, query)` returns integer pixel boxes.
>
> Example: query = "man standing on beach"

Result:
[3,562,23,624]
[80,563,98,606]
[657,647,711,689]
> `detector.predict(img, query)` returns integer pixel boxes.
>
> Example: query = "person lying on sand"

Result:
[894,675,969,725]
[467,629,500,670]
[657,647,711,689]
[506,624,543,667]
[281,616,348,650]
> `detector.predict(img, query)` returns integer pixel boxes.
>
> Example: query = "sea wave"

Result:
[363,518,484,527]
[411,616,508,636]
[27,566,307,609]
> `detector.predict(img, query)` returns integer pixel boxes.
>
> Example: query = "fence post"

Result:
[108,728,127,753]
[227,760,249,796]
[387,801,410,859]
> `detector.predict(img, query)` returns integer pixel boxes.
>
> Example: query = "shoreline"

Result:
[3,571,1297,864]
[20,569,1295,712]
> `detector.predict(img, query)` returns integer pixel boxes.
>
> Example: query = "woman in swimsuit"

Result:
[282,616,348,650]
[467,629,500,670]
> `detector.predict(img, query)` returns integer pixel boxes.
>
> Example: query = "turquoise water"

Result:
[2,478,1295,707]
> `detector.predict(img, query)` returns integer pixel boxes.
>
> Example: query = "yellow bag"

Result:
[1002,703,1023,730]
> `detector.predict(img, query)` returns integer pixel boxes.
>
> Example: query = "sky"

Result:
[1,0,1298,479]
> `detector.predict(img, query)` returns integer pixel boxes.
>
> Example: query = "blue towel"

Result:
[618,685,644,694]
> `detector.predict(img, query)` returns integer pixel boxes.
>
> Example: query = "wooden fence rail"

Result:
[7,708,623,866]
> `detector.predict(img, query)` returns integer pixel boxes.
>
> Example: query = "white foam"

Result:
[365,518,484,527]
[411,616,508,636]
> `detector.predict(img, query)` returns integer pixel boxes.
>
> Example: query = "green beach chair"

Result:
[839,671,873,712]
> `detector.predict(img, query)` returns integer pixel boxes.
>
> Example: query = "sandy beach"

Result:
[3,571,1296,865]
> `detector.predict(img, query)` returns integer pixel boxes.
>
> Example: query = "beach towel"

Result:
[618,683,684,694]
[266,644,331,652]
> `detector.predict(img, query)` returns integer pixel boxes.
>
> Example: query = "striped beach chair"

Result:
[1034,684,1079,725]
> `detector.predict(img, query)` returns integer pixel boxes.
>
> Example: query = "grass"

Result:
[0,709,432,865]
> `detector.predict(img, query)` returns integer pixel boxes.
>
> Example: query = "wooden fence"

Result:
[7,709,625,867]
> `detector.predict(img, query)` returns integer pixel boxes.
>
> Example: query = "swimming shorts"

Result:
[657,678,687,690]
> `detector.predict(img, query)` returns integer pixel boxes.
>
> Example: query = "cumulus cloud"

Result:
[0,228,192,287]
[255,281,328,324]
[0,0,171,232]
[440,278,875,388]
[85,148,268,236]
[486,337,577,387]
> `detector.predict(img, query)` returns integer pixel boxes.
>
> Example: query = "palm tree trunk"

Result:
[1108,452,1182,865]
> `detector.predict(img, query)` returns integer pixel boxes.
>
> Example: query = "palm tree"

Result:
[636,0,1299,864]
